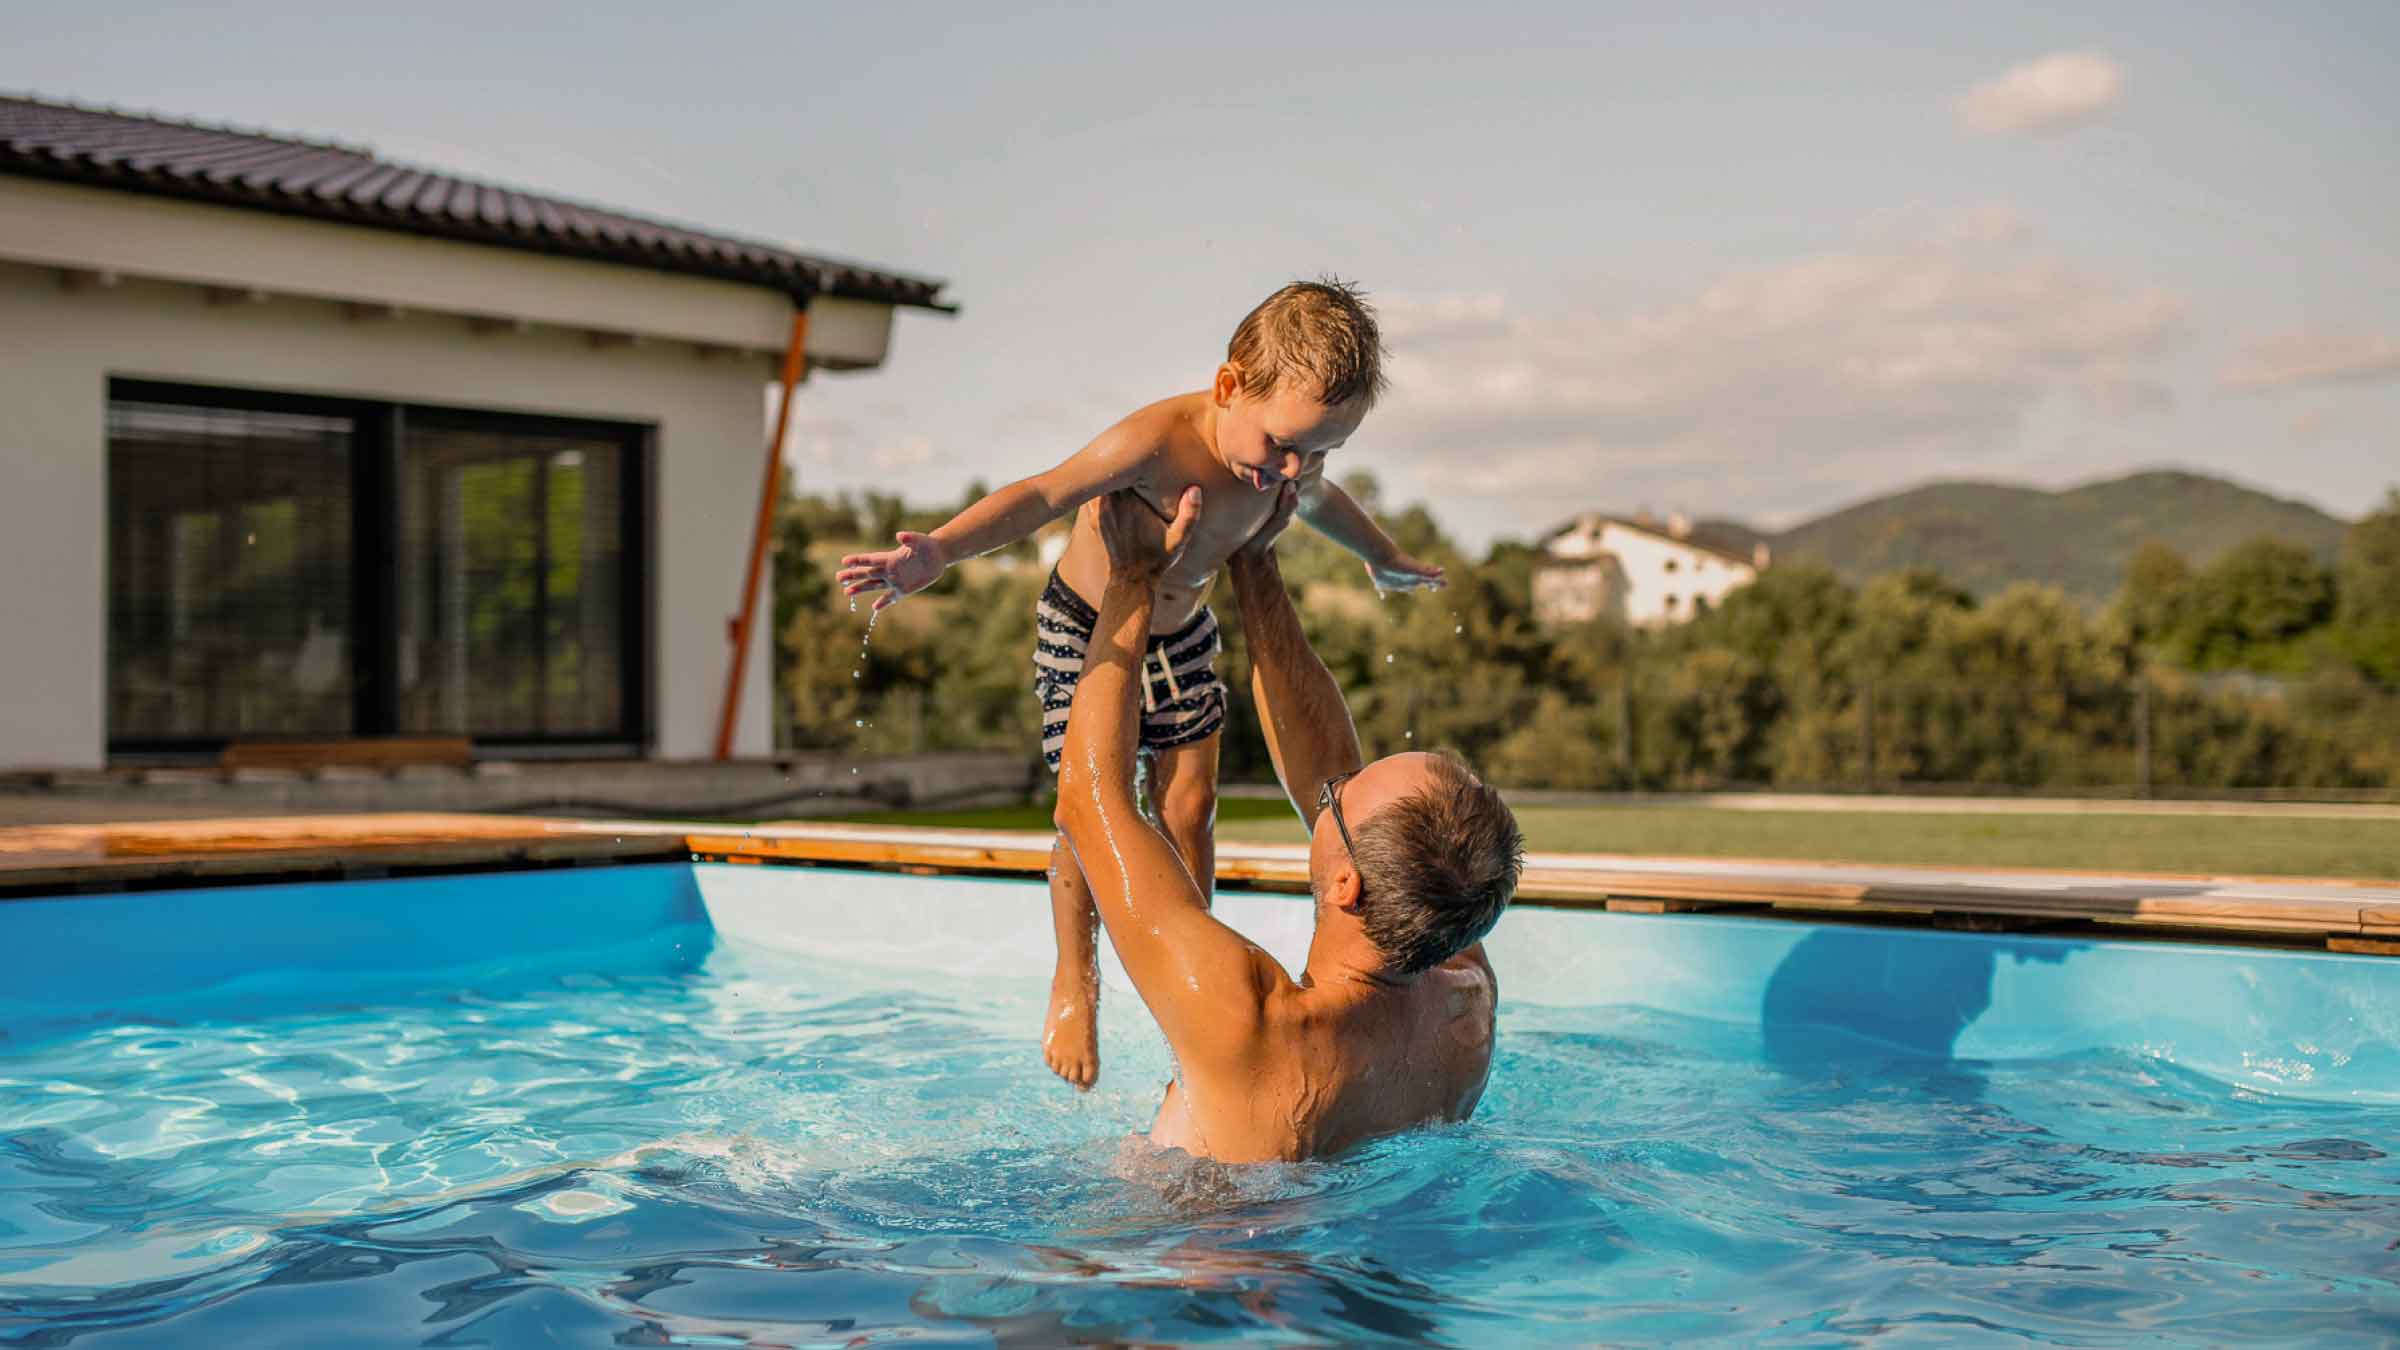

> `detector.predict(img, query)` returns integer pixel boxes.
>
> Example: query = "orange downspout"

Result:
[714,305,809,760]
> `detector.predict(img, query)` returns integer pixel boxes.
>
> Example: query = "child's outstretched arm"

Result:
[837,420,1153,609]
[1295,478,1446,592]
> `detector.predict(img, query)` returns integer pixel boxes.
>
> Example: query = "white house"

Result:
[0,95,951,771]
[1532,512,1769,627]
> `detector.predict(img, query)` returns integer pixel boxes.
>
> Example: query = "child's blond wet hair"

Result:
[1226,278,1388,409]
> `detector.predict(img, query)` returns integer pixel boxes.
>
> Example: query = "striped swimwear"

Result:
[1034,570,1226,772]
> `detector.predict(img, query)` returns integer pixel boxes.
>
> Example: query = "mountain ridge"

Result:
[1624,470,2351,605]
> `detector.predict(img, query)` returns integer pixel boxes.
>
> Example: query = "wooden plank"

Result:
[0,814,687,893]
[683,832,1054,873]
[1,815,2387,952]
[220,738,473,771]
[1603,898,1731,914]
[688,827,2377,940]
[2329,936,2400,957]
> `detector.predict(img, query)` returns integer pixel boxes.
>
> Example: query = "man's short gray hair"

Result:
[1349,756,1523,975]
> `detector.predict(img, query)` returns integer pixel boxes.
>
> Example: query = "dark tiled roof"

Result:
[0,94,952,312]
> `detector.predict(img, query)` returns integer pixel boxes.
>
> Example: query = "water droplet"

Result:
[1405,730,1415,740]
[855,719,866,727]
[1384,653,1395,664]
[852,671,861,679]
[1454,625,1464,635]
[851,768,859,776]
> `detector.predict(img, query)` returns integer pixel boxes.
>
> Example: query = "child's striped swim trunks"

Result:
[1033,570,1226,771]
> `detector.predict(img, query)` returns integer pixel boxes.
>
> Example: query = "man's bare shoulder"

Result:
[1437,955,1494,1009]
[1425,949,1497,1053]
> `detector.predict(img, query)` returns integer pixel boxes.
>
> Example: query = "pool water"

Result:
[5,931,2397,1346]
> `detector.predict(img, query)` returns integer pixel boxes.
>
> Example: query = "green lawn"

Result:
[837,798,2400,880]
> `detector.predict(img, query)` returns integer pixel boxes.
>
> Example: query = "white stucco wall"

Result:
[0,260,787,767]
[1596,523,1754,625]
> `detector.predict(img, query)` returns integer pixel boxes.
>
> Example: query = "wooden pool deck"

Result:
[2,813,2394,955]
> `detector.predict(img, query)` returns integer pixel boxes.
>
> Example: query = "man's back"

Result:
[1147,946,1497,1163]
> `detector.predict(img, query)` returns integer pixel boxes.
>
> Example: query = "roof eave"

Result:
[0,152,955,315]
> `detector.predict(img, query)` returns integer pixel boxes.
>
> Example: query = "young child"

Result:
[836,279,1444,1088]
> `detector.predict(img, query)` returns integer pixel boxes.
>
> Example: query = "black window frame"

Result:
[106,377,654,760]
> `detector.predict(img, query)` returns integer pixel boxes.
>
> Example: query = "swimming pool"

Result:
[4,862,2396,1344]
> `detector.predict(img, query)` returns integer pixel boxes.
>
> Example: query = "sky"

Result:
[10,1,2396,547]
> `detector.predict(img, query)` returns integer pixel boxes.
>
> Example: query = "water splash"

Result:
[851,609,882,683]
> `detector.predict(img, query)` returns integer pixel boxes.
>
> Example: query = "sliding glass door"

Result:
[398,418,630,739]
[108,398,357,740]
[106,381,649,756]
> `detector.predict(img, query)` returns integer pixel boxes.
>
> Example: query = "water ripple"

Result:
[2,942,2396,1345]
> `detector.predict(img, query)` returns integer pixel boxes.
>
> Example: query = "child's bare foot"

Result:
[1042,969,1100,1090]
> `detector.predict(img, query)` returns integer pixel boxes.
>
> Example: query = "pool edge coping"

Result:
[2,813,2394,957]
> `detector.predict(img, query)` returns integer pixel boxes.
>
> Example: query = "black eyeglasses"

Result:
[1317,769,1360,865]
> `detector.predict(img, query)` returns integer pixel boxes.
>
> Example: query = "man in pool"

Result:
[836,280,1443,1093]
[1052,482,1524,1162]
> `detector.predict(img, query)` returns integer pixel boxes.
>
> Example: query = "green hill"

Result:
[1766,470,2350,604]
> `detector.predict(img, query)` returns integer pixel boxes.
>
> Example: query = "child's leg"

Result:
[1040,738,1218,1092]
[1042,833,1102,1090]
[1145,733,1222,903]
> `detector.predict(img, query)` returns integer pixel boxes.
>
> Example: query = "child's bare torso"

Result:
[1051,393,1289,634]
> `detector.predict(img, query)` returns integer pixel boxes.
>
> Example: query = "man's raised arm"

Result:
[1052,489,1273,1063]
[1227,485,1365,829]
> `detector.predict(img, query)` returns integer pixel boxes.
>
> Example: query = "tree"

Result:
[2112,540,2193,647]
[2170,536,2336,673]
[2334,489,2400,681]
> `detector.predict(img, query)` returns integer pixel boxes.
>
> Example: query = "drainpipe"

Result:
[714,304,810,761]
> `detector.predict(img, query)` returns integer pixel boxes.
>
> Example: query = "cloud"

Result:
[780,409,936,471]
[1363,210,2185,535]
[1955,50,2125,136]
[2289,408,2337,443]
[2218,327,2400,391]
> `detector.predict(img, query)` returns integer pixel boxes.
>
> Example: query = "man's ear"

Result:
[1327,858,1365,914]
[1212,363,1241,405]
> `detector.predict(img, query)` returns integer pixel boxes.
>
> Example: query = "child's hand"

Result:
[836,532,947,611]
[1367,552,1447,592]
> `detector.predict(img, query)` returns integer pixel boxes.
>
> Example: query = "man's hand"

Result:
[1096,487,1201,584]
[836,532,947,611]
[1233,482,1301,568]
[1367,551,1447,593]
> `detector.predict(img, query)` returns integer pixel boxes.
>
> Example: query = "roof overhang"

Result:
[0,94,952,314]
[0,176,900,366]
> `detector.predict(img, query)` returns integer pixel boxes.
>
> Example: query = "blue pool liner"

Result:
[4,862,2393,1102]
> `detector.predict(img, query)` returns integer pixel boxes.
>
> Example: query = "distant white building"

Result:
[1532,511,1768,627]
